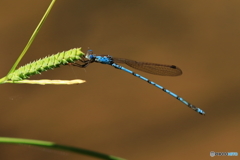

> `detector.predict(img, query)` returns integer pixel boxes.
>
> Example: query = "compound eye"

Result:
[87,50,93,55]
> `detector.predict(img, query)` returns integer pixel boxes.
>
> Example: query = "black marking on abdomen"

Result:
[147,80,151,84]
[176,96,182,101]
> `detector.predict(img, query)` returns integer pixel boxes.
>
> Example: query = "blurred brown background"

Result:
[0,0,240,160]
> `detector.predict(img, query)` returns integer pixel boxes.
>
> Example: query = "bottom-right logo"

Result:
[210,151,238,157]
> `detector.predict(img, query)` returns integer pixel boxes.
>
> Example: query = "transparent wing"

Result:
[113,58,182,76]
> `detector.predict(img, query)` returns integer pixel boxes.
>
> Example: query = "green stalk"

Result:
[0,137,126,160]
[0,0,56,84]
[7,0,56,75]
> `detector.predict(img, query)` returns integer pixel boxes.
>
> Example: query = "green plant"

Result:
[0,1,126,159]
